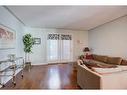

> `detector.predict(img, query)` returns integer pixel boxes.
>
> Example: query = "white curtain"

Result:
[47,34,73,63]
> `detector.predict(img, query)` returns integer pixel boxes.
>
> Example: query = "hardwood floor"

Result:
[2,63,81,89]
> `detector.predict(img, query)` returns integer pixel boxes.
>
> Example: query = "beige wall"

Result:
[24,27,88,65]
[89,16,127,59]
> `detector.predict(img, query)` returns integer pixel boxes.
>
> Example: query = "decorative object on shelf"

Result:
[8,54,16,61]
[34,38,41,44]
[23,34,34,66]
[0,24,16,49]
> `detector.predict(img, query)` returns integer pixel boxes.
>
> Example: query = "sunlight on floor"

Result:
[48,66,61,89]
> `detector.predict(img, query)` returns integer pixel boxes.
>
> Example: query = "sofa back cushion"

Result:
[121,60,127,65]
[92,54,97,59]
[107,57,122,65]
[92,54,107,63]
[91,67,121,74]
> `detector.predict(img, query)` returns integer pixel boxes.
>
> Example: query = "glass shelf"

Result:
[0,57,24,88]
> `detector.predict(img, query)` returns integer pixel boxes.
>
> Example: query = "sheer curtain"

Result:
[47,33,73,63]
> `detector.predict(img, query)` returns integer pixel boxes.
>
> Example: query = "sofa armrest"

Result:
[77,62,101,89]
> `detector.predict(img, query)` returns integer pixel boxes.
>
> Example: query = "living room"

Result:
[0,3,127,94]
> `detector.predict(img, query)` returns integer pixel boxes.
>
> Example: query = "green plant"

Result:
[23,34,34,62]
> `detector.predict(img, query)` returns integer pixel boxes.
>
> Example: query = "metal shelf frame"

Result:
[0,57,24,87]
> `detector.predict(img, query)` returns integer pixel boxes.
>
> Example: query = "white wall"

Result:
[89,16,127,59]
[0,7,24,85]
[0,7,24,60]
[0,6,88,83]
[24,27,88,65]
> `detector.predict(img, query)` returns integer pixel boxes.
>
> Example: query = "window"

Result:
[47,34,73,63]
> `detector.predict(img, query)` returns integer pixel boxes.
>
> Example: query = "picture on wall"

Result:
[0,24,16,49]
[34,38,41,44]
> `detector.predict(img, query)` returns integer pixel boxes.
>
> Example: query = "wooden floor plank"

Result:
[1,63,81,89]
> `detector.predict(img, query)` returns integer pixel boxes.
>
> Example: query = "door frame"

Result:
[46,33,73,63]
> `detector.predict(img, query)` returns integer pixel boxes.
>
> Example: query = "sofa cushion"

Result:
[85,60,117,68]
[89,60,107,65]
[121,60,127,65]
[107,57,122,65]
[91,67,122,74]
[92,54,108,63]
[117,65,127,71]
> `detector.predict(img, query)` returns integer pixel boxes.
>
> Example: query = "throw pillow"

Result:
[121,60,127,65]
[86,54,93,60]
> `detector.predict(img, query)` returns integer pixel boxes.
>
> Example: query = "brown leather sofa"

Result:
[77,54,127,89]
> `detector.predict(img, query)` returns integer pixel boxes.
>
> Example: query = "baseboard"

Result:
[32,61,76,66]
[32,63,48,66]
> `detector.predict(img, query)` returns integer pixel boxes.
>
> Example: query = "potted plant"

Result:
[23,34,34,66]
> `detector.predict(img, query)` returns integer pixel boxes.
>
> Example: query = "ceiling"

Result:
[7,6,127,31]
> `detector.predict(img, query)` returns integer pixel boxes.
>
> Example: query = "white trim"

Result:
[31,62,49,65]
[32,61,76,66]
